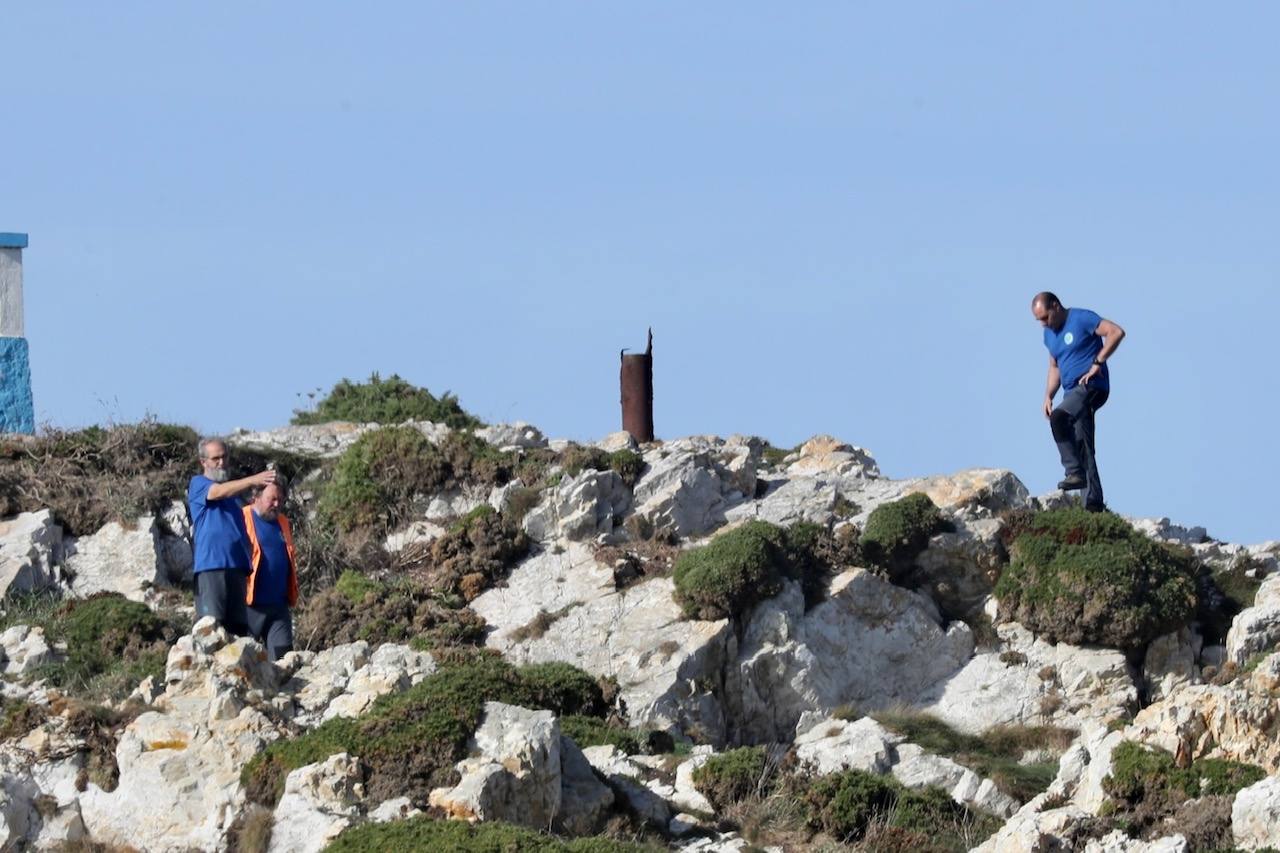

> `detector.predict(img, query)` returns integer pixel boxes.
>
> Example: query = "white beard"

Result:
[207,468,229,483]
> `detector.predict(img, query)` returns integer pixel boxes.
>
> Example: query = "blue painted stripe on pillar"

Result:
[0,337,35,434]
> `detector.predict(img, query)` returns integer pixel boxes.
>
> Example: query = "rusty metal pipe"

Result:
[620,328,654,443]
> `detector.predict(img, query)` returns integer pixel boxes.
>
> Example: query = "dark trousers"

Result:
[246,603,294,662]
[1050,384,1109,510]
[194,569,249,636]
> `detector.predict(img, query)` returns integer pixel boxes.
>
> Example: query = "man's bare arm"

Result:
[1081,319,1126,385]
[208,470,274,501]
[1043,355,1060,418]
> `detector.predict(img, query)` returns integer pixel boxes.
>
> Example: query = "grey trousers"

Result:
[1050,384,1109,510]
[194,569,249,636]
[246,603,294,662]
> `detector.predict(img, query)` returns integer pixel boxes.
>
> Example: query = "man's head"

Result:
[252,481,287,521]
[199,438,229,483]
[1031,292,1068,332]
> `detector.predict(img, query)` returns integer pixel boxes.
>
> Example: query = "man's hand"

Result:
[250,469,277,488]
[1043,395,1054,419]
[1080,364,1101,385]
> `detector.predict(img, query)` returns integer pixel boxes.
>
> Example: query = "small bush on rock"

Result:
[319,426,447,534]
[558,715,647,755]
[327,816,656,852]
[993,507,1198,649]
[242,655,613,807]
[673,521,853,620]
[292,373,482,429]
[559,445,646,488]
[692,746,770,810]
[860,493,948,579]
[401,507,530,602]
[294,573,485,652]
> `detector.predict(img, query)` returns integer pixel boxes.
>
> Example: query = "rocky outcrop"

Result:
[1232,774,1280,850]
[1226,574,1280,665]
[923,622,1137,734]
[522,470,631,542]
[0,509,64,597]
[631,436,762,538]
[268,753,366,853]
[729,570,974,743]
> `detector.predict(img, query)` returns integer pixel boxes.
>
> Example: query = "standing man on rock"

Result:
[242,481,299,662]
[1032,292,1126,513]
[188,438,275,634]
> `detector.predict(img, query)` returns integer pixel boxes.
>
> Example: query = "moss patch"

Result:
[326,816,658,852]
[242,656,612,807]
[993,507,1199,649]
[860,493,948,579]
[292,373,482,429]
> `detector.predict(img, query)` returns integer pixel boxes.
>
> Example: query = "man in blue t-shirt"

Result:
[1032,293,1126,512]
[187,437,276,634]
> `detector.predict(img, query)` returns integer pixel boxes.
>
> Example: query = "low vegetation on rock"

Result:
[1099,741,1265,849]
[291,373,483,429]
[326,816,659,853]
[867,710,1076,802]
[692,746,770,811]
[859,492,949,579]
[241,655,615,807]
[559,444,646,489]
[993,507,1199,649]
[672,520,859,620]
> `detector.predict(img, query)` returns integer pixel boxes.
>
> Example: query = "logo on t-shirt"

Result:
[1064,332,1074,345]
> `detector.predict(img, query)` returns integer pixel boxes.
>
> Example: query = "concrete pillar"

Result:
[0,232,34,434]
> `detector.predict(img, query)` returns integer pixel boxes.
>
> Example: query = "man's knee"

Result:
[1049,408,1074,441]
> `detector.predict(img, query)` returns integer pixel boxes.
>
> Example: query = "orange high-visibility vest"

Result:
[242,506,300,607]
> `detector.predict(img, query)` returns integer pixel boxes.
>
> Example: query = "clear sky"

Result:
[3,4,1276,544]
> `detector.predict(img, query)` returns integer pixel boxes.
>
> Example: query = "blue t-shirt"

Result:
[248,510,291,607]
[1044,307,1110,393]
[187,475,250,573]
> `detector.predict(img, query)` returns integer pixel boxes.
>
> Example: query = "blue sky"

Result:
[3,4,1276,543]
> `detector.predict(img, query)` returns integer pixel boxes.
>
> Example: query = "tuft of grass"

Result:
[509,603,581,643]
[860,493,948,579]
[872,711,1076,803]
[241,656,612,808]
[993,507,1199,649]
[291,373,482,429]
[558,715,648,755]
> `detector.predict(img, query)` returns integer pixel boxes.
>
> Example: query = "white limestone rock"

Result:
[428,702,562,829]
[580,745,671,827]
[318,644,436,722]
[727,571,974,743]
[384,520,445,553]
[1226,575,1280,665]
[230,421,376,458]
[923,622,1137,734]
[557,735,615,835]
[911,468,1031,516]
[890,742,1020,818]
[631,435,762,538]
[0,510,65,598]
[913,517,1006,619]
[595,431,639,453]
[785,435,879,479]
[522,470,631,542]
[473,543,734,743]
[0,625,60,675]
[268,753,366,853]
[1128,681,1280,773]
[1232,774,1280,850]
[1084,831,1188,852]
[63,515,173,601]
[476,421,548,450]
[793,716,898,775]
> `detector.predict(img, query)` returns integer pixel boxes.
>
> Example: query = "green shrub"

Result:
[673,520,852,620]
[292,373,482,429]
[993,507,1199,649]
[242,656,610,807]
[326,816,656,852]
[673,521,788,620]
[318,426,446,534]
[803,770,998,848]
[860,493,948,578]
[1105,741,1265,804]
[28,593,186,701]
[692,746,769,810]
[0,698,46,742]
[334,570,384,604]
[402,506,530,602]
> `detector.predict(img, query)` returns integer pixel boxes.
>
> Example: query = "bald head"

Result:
[1031,292,1067,331]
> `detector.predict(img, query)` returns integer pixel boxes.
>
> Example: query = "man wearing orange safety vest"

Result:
[242,481,299,661]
